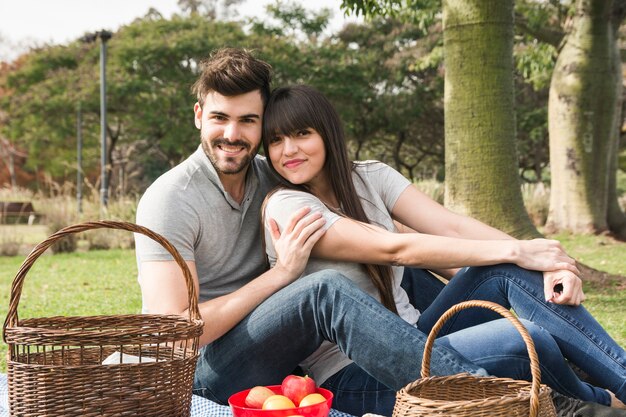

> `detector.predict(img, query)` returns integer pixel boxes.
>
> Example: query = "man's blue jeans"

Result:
[323,265,625,415]
[193,270,486,402]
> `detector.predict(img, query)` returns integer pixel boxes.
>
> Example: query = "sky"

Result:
[0,0,360,62]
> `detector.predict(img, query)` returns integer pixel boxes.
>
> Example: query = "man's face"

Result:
[194,90,264,177]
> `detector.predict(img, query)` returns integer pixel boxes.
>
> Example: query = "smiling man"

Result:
[135,48,327,347]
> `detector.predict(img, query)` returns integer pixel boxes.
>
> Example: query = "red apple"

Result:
[281,375,317,405]
[245,386,275,408]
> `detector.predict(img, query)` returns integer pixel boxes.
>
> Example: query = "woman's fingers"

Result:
[543,270,585,306]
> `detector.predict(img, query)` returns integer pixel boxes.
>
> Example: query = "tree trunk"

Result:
[606,1,626,239]
[546,0,619,234]
[443,0,539,238]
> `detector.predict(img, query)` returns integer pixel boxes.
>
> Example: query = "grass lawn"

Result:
[0,234,624,373]
[0,248,141,372]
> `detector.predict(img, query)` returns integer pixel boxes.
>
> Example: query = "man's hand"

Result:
[268,206,326,284]
[543,269,586,306]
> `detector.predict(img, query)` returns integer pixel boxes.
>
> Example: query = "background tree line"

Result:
[0,0,625,239]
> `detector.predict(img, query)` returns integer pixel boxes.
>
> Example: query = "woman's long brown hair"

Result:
[262,85,398,314]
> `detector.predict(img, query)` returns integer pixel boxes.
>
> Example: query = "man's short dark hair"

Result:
[192,48,272,107]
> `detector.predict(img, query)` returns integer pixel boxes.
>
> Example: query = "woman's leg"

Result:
[320,363,396,416]
[417,264,626,403]
[437,318,611,405]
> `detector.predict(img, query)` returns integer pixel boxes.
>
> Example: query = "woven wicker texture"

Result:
[392,300,557,417]
[2,220,204,416]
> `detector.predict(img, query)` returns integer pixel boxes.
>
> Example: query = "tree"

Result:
[342,0,539,237]
[515,0,626,238]
[443,0,538,237]
[543,0,626,238]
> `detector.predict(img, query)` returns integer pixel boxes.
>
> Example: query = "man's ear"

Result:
[193,102,202,129]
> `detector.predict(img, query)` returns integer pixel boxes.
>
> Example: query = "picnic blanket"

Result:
[0,373,354,417]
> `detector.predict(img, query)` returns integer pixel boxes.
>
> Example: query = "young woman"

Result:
[261,85,626,416]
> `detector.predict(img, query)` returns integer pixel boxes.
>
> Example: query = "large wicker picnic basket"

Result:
[2,220,204,416]
[392,300,557,417]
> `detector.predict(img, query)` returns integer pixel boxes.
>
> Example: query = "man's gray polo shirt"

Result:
[135,145,278,304]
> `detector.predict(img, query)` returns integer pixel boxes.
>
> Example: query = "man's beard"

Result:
[201,137,258,175]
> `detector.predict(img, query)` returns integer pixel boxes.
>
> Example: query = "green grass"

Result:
[550,232,626,276]
[0,235,624,374]
[0,249,140,372]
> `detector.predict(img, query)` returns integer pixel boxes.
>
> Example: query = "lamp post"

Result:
[80,29,112,215]
[77,102,83,215]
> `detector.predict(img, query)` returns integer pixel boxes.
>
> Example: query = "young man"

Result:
[134,48,485,409]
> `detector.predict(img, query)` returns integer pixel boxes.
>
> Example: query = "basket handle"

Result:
[421,300,542,417]
[3,220,202,341]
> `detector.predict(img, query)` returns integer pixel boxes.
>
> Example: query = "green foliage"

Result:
[256,1,333,39]
[551,233,626,277]
[340,0,440,31]
[516,92,549,182]
[0,2,564,190]
[514,41,556,91]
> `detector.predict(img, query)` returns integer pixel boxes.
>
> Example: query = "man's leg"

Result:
[193,270,486,404]
[417,264,626,404]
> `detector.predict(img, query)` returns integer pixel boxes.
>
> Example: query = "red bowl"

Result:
[229,385,333,417]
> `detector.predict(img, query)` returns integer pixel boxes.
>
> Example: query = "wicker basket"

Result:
[393,300,557,417]
[2,220,204,416]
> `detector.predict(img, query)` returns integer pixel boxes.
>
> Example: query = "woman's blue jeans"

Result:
[322,265,625,415]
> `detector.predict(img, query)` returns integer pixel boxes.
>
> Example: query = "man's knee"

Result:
[299,269,356,293]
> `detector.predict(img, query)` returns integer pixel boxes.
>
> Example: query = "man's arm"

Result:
[139,207,326,347]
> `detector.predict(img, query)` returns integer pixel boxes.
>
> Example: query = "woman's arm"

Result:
[310,218,577,274]
[389,185,584,305]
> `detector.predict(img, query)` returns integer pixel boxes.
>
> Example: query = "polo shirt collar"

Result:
[191,145,260,211]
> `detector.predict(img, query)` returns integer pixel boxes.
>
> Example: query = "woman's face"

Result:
[267,127,327,187]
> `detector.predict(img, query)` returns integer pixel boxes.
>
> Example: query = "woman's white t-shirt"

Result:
[264,161,420,384]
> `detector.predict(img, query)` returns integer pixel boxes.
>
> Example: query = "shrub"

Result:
[414,179,445,205]
[522,182,550,227]
[0,227,22,256]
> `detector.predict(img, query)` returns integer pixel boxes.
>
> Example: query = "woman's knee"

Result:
[517,319,561,359]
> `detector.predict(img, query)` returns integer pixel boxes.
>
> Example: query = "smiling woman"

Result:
[260,84,626,416]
